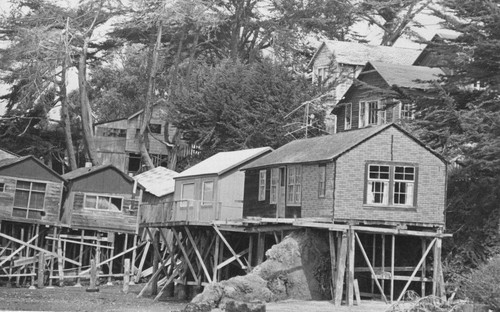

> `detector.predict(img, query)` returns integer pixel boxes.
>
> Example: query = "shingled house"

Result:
[332,62,444,133]
[242,123,447,228]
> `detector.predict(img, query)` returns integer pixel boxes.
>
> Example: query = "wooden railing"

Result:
[138,201,174,225]
[172,200,242,222]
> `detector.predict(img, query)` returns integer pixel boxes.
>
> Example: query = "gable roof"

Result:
[134,166,178,197]
[0,156,66,182]
[308,40,423,68]
[176,147,273,179]
[242,124,446,170]
[0,148,19,160]
[363,62,444,90]
[62,164,135,184]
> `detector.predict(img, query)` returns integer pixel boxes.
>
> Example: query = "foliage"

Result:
[167,58,323,158]
[389,293,458,312]
[458,255,500,310]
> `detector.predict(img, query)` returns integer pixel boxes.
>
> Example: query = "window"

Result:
[258,170,266,201]
[98,127,126,137]
[84,194,122,211]
[316,67,328,84]
[344,103,352,130]
[270,168,279,204]
[318,164,327,198]
[400,103,415,120]
[149,123,162,134]
[181,183,195,207]
[393,166,415,206]
[202,181,214,206]
[0,183,4,192]
[359,100,385,128]
[287,166,302,205]
[12,180,46,220]
[366,164,417,207]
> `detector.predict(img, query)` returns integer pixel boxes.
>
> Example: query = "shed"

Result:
[0,156,65,226]
[242,124,447,228]
[173,147,272,222]
[61,164,143,233]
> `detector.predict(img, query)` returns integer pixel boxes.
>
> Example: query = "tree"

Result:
[167,59,324,160]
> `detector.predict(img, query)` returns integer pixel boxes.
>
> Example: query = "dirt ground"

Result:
[0,284,392,312]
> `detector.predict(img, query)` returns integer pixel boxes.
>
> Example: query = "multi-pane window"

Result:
[84,194,122,211]
[344,103,352,130]
[393,166,415,206]
[359,100,385,128]
[258,170,266,201]
[367,165,390,205]
[400,103,415,120]
[149,123,162,134]
[318,164,327,198]
[287,166,302,205]
[202,181,214,206]
[270,168,279,204]
[12,180,46,220]
[366,164,417,207]
[316,67,328,84]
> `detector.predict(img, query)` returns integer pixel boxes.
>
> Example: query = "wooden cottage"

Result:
[173,147,272,222]
[0,156,65,226]
[94,105,194,175]
[60,164,143,233]
[332,61,444,133]
[242,123,447,228]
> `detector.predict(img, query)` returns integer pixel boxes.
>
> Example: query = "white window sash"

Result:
[258,170,266,201]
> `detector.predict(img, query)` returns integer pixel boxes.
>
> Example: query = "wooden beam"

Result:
[256,232,265,265]
[217,249,249,270]
[171,228,198,283]
[396,238,437,303]
[151,231,159,296]
[153,267,180,302]
[354,233,388,303]
[390,235,395,303]
[212,235,220,282]
[45,237,114,249]
[134,241,150,283]
[334,232,348,306]
[346,228,355,306]
[0,234,39,267]
[212,225,246,269]
[184,227,212,283]
[329,231,337,299]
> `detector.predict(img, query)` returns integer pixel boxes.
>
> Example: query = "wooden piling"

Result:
[123,258,130,294]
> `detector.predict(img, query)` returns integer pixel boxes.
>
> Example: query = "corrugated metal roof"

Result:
[133,167,178,197]
[368,62,444,89]
[309,40,423,67]
[176,147,272,179]
[243,125,390,169]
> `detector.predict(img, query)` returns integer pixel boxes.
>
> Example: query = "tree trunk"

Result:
[138,22,163,171]
[60,56,78,171]
[78,36,99,166]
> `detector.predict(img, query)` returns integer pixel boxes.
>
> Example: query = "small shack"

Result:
[0,156,65,226]
[242,123,447,227]
[173,147,272,221]
[60,164,142,234]
[135,166,178,224]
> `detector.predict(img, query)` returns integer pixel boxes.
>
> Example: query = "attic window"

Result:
[359,100,385,128]
[400,103,416,120]
[149,124,162,134]
[316,67,328,84]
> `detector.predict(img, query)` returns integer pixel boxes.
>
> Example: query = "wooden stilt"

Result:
[135,241,150,283]
[185,227,212,283]
[421,239,427,296]
[76,230,84,287]
[213,234,220,282]
[371,234,376,295]
[334,232,348,306]
[257,232,265,265]
[48,228,57,287]
[171,228,198,283]
[346,228,355,306]
[248,234,254,270]
[212,225,246,269]
[432,232,443,298]
[123,258,130,294]
[381,234,386,292]
[107,237,115,286]
[130,234,138,285]
[328,231,337,300]
[57,230,65,286]
[353,279,361,306]
[37,252,45,288]
[151,230,160,296]
[390,235,395,303]
[17,228,24,286]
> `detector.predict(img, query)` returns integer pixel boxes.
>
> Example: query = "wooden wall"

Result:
[126,106,169,156]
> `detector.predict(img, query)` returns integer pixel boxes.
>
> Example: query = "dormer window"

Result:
[359,100,385,128]
[316,67,328,84]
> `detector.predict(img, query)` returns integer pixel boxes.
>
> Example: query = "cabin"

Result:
[60,164,143,233]
[94,105,194,175]
[172,147,272,222]
[242,123,447,228]
[332,61,444,133]
[413,31,460,69]
[0,156,66,226]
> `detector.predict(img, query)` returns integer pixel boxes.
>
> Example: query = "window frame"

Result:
[318,164,327,198]
[359,100,384,128]
[12,179,47,220]
[258,170,266,201]
[286,165,302,206]
[344,103,352,130]
[270,168,279,204]
[83,193,123,211]
[316,66,329,84]
[0,182,4,192]
[400,103,416,120]
[201,180,214,206]
[364,162,418,208]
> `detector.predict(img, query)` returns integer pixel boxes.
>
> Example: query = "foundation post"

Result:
[346,227,355,306]
[256,232,265,265]
[328,231,337,299]
[75,229,84,287]
[390,235,395,303]
[334,232,348,306]
[37,252,45,288]
[123,258,130,294]
[421,239,427,296]
[151,230,160,296]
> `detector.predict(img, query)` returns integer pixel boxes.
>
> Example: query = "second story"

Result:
[242,124,447,228]
[61,164,143,233]
[172,147,272,222]
[332,62,444,133]
[0,156,66,226]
